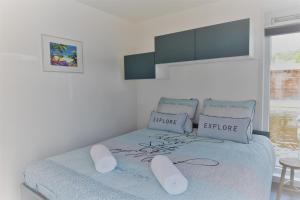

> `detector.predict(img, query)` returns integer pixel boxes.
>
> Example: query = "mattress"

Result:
[24,128,275,200]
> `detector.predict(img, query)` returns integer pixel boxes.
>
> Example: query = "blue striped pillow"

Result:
[157,97,199,120]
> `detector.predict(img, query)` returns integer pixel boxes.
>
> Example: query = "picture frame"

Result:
[42,34,83,73]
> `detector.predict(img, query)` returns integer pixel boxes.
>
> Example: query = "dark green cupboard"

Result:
[124,19,251,80]
[195,19,250,60]
[124,52,155,80]
[154,30,195,64]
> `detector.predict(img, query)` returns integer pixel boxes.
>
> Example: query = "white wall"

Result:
[0,0,138,199]
[265,6,300,27]
[134,0,266,130]
[0,2,6,198]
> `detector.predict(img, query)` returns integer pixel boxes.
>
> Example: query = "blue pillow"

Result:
[203,98,256,140]
[157,97,199,120]
[184,118,193,133]
[197,114,251,144]
[148,112,188,134]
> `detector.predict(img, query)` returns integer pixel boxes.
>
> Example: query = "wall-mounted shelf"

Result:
[124,18,253,80]
[195,19,250,60]
[124,52,155,80]
[155,30,195,64]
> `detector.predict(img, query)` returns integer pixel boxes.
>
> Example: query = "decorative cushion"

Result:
[184,118,193,133]
[157,97,199,120]
[197,114,251,144]
[148,112,188,134]
[203,98,256,140]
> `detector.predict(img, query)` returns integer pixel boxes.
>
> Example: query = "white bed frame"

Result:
[21,184,47,200]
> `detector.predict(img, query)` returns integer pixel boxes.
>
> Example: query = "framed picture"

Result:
[42,34,83,73]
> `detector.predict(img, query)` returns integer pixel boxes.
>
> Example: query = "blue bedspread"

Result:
[24,128,275,200]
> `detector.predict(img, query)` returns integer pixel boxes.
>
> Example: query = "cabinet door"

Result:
[155,30,195,64]
[195,19,250,60]
[124,52,155,80]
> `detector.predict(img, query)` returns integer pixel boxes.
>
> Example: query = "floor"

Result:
[271,182,300,200]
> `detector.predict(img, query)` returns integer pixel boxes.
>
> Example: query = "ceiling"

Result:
[78,0,300,23]
[77,0,219,22]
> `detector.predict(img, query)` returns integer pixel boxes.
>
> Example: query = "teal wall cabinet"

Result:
[155,30,195,64]
[124,52,155,80]
[195,19,250,60]
[124,19,251,80]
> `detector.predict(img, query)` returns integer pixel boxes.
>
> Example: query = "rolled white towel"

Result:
[90,144,117,173]
[151,155,188,195]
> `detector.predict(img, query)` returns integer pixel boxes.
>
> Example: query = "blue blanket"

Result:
[24,129,275,200]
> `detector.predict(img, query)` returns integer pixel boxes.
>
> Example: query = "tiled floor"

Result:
[271,183,300,200]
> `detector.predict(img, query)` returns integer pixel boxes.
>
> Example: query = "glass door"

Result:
[269,32,300,174]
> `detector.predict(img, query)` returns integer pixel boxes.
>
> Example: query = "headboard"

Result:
[192,124,270,138]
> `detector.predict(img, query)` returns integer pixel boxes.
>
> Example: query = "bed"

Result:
[23,128,275,200]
